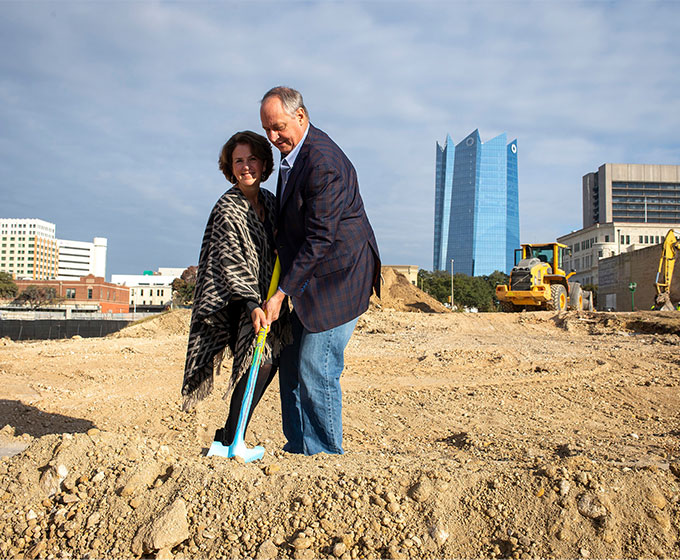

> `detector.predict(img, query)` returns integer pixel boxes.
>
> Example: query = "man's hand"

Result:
[262,289,285,327]
[251,307,267,333]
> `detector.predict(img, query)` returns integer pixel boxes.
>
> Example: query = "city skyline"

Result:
[1,2,679,275]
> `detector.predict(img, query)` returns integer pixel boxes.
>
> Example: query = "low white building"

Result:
[58,237,107,280]
[111,272,179,311]
[557,222,678,286]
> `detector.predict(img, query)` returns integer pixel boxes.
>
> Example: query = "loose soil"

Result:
[1,271,679,559]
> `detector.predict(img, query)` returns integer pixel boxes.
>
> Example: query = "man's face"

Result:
[260,97,306,156]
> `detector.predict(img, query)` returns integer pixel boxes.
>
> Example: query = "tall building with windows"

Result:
[433,130,519,276]
[583,164,680,227]
[0,218,59,280]
[57,237,108,280]
[1,218,107,281]
[555,163,680,293]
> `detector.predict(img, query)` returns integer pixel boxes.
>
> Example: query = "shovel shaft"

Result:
[228,258,281,460]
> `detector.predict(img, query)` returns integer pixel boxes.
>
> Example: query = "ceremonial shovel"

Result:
[206,258,281,463]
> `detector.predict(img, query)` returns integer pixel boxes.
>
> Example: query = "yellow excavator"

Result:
[653,229,680,311]
[496,242,593,312]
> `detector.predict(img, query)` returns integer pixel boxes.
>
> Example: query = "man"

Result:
[260,86,381,455]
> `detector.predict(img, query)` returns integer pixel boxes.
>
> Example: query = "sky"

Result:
[1,0,679,278]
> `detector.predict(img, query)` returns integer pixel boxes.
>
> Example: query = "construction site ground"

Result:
[1,269,679,559]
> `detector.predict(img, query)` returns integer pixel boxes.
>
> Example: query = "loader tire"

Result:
[500,301,519,312]
[549,284,567,312]
[569,283,583,311]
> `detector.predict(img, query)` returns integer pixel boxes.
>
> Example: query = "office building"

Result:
[1,218,107,281]
[557,222,674,287]
[58,237,108,280]
[433,130,519,275]
[559,163,680,289]
[0,218,59,280]
[111,271,179,312]
[583,164,680,227]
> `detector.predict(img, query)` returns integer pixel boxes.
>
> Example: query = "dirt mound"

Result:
[113,309,191,339]
[2,306,680,559]
[373,267,448,313]
[1,427,678,559]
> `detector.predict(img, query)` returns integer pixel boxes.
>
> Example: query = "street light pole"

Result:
[450,259,455,309]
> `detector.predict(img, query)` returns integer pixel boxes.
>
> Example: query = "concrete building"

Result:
[58,237,107,280]
[434,130,519,275]
[111,273,177,312]
[583,163,680,227]
[13,274,129,313]
[557,164,680,289]
[598,242,680,311]
[557,222,675,287]
[0,218,59,280]
[1,218,108,281]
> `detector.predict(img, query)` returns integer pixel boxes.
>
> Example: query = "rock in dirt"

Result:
[429,522,449,546]
[39,463,68,497]
[119,460,163,497]
[131,497,189,555]
[255,539,279,559]
[577,493,607,520]
[408,478,434,502]
[646,487,666,509]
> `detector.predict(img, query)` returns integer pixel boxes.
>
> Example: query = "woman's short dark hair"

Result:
[219,131,274,184]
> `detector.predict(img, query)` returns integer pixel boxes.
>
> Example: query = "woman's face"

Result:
[232,143,264,189]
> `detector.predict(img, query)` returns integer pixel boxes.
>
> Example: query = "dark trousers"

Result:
[215,362,276,446]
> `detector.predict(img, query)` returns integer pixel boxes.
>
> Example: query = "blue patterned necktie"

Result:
[280,158,292,196]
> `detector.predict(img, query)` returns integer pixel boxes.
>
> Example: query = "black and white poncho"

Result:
[181,186,289,411]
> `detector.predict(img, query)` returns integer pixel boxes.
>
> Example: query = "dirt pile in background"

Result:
[372,267,448,313]
[113,309,191,339]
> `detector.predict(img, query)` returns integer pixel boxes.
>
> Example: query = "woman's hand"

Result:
[251,307,267,333]
[263,289,285,326]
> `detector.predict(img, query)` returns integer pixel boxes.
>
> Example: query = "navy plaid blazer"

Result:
[275,124,381,333]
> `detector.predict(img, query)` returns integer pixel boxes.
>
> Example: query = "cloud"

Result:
[1,0,679,276]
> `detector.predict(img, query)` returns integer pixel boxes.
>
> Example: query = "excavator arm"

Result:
[654,230,680,311]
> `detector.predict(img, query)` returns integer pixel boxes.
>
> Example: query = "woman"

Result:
[181,130,290,452]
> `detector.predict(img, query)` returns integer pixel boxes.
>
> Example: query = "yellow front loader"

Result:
[496,243,593,312]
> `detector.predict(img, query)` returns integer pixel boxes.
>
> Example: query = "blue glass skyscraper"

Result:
[433,130,519,276]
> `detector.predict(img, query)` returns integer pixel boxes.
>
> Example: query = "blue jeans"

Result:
[279,311,358,455]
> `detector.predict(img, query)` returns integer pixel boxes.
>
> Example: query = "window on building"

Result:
[87,288,93,299]
[639,235,643,243]
[66,289,76,299]
[626,235,630,244]
[644,236,648,243]
[140,289,144,296]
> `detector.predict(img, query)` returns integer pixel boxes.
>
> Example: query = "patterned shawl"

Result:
[181,186,290,411]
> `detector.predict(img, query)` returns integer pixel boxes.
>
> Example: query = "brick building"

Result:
[14,274,129,313]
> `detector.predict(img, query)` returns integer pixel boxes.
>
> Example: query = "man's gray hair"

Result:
[261,86,309,119]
